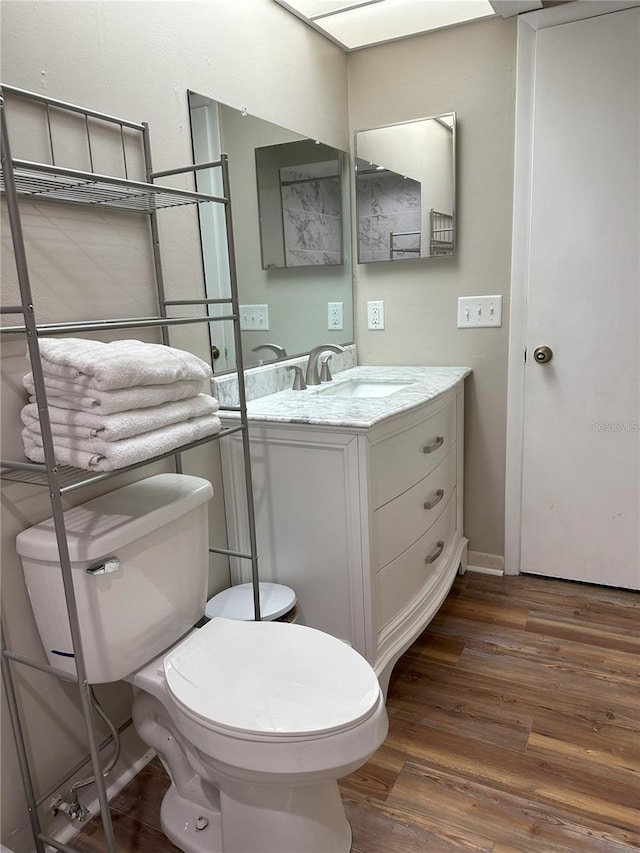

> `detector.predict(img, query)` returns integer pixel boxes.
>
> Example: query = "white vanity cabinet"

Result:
[221,374,468,694]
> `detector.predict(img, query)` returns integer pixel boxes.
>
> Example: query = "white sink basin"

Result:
[312,379,410,399]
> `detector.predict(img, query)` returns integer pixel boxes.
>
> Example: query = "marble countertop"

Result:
[223,366,471,429]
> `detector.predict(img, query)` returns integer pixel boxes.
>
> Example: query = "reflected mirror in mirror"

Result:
[188,92,353,373]
[256,140,342,269]
[355,113,456,263]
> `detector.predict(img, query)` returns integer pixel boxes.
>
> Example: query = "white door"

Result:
[189,95,236,373]
[518,7,640,589]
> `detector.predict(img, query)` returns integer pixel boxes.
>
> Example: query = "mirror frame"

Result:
[354,112,456,264]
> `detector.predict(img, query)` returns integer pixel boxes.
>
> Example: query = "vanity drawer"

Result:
[375,490,456,632]
[371,398,455,509]
[373,446,456,571]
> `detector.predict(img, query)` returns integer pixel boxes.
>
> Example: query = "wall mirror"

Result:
[188,92,353,373]
[355,113,456,263]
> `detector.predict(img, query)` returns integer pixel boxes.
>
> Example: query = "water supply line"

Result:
[52,687,121,823]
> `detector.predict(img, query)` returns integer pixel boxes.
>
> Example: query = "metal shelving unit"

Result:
[0,84,261,853]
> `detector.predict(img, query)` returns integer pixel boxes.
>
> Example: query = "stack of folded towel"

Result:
[21,338,222,472]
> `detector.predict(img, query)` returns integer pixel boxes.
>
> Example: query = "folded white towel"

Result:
[23,373,207,415]
[21,394,220,442]
[22,413,222,472]
[31,338,212,391]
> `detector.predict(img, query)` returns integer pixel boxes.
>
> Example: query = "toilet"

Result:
[16,474,388,853]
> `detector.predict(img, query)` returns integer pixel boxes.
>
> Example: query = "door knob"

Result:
[533,345,553,364]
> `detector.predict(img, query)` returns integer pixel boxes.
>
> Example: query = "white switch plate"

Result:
[328,301,344,331]
[240,304,269,331]
[367,300,385,330]
[457,295,503,328]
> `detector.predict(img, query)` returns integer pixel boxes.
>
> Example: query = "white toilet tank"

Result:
[16,474,213,684]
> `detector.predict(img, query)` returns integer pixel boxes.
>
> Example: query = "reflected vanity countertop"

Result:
[223,366,471,429]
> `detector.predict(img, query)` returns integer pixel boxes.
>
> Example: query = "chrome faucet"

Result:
[251,343,288,364]
[286,364,307,390]
[305,344,345,386]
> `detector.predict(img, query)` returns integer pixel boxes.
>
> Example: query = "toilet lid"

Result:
[205,582,296,621]
[164,618,381,737]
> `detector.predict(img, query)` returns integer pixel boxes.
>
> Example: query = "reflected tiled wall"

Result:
[281,171,342,266]
[357,172,421,262]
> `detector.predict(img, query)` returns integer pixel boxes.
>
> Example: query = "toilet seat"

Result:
[164,617,381,739]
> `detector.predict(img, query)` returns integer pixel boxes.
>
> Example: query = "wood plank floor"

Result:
[73,573,640,852]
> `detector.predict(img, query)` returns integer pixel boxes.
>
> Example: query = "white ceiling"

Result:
[273,0,544,51]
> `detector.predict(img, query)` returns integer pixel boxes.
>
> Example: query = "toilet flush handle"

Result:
[86,557,120,575]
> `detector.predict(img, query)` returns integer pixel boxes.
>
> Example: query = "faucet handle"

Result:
[286,365,307,391]
[319,353,333,382]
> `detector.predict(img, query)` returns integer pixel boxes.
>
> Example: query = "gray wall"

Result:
[349,17,517,559]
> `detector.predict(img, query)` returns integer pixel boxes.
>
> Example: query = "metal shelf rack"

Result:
[0,83,261,853]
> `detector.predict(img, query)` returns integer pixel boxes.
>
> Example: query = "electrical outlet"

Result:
[239,304,269,331]
[328,301,344,331]
[367,300,385,330]
[457,295,502,328]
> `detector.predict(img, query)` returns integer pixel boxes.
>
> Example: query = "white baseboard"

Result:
[467,551,505,576]
[466,565,505,576]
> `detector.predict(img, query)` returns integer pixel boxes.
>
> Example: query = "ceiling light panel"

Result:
[320,0,495,49]
[277,0,383,19]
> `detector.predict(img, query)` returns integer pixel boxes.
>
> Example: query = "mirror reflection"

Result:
[256,140,343,269]
[355,113,456,263]
[188,92,353,372]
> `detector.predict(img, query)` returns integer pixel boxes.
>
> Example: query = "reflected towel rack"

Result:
[389,230,420,260]
[430,209,454,255]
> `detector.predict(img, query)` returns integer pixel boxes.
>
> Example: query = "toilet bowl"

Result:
[131,617,387,853]
[16,474,388,853]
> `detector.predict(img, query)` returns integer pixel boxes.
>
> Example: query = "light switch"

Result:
[457,295,502,328]
[240,304,269,331]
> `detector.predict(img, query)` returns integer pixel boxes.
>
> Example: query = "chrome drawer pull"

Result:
[425,540,445,564]
[423,436,444,454]
[424,489,444,510]
[86,557,120,576]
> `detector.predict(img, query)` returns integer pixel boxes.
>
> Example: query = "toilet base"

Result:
[134,687,358,853]
[161,784,222,853]
[217,776,352,853]
[160,774,352,853]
